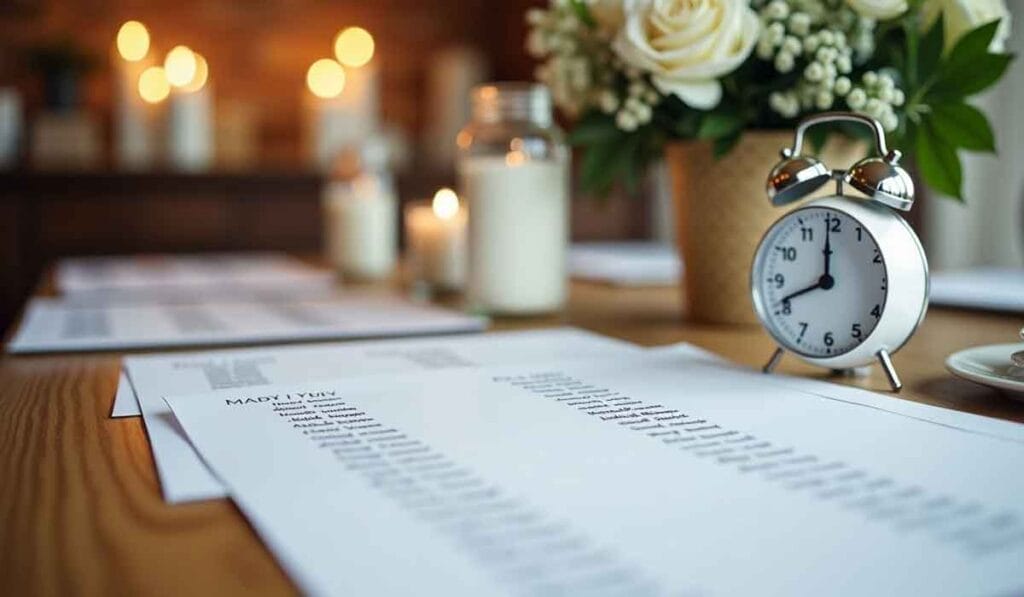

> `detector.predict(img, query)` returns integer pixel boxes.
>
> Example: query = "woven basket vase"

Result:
[666,131,866,325]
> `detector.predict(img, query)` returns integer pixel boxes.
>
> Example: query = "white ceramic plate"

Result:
[946,343,1024,399]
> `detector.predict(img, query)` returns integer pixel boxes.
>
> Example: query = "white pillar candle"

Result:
[323,173,397,280]
[405,188,468,291]
[114,54,158,169]
[459,155,569,314]
[307,56,385,171]
[167,85,213,172]
[112,21,157,170]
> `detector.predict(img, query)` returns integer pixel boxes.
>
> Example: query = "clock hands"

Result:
[778,281,823,304]
[775,215,838,308]
[823,215,833,277]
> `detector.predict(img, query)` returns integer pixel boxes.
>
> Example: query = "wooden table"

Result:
[2,280,1023,595]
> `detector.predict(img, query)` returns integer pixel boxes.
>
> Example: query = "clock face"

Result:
[753,206,888,358]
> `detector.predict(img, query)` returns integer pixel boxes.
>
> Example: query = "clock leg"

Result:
[763,347,785,373]
[876,349,903,392]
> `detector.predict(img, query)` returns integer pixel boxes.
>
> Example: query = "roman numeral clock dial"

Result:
[753,207,888,359]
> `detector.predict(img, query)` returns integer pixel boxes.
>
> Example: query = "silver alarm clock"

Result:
[751,112,929,391]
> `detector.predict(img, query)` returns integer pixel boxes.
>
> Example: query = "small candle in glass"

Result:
[405,188,468,292]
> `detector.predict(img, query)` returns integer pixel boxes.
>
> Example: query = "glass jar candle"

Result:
[456,83,569,315]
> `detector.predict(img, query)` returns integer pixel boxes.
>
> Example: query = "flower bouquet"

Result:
[527,0,1014,200]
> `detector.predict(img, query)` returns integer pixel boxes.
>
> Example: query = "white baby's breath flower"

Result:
[881,111,899,132]
[863,71,878,86]
[804,34,821,53]
[805,61,825,82]
[613,0,761,109]
[766,1,790,20]
[587,0,627,34]
[835,76,852,95]
[615,110,638,131]
[775,51,795,73]
[767,22,786,44]
[815,89,834,110]
[865,97,884,118]
[891,89,905,106]
[846,87,867,109]
[782,36,802,55]
[789,12,811,36]
[598,90,619,113]
[633,103,653,123]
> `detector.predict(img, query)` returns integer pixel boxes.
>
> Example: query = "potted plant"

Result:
[526,0,1013,323]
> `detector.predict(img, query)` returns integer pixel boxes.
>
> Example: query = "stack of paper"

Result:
[121,328,641,502]
[55,252,336,303]
[8,295,487,354]
[8,253,488,354]
[930,268,1024,313]
[163,344,1024,595]
[568,242,681,287]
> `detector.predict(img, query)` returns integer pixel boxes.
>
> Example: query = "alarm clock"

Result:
[751,112,929,391]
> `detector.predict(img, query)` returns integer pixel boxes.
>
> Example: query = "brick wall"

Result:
[0,0,538,165]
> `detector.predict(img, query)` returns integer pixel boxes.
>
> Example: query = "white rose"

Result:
[921,0,1011,53]
[612,0,760,109]
[845,0,907,20]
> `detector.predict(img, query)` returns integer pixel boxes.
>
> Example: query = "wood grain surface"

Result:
[2,280,1023,595]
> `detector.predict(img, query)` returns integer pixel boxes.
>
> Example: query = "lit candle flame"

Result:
[432,188,460,220]
[116,21,150,62]
[334,27,375,68]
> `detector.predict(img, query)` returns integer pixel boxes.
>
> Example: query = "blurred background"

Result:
[0,0,1021,333]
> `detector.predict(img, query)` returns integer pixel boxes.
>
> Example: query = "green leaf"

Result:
[928,102,995,152]
[914,120,963,200]
[930,20,1014,98]
[567,113,620,146]
[712,132,742,158]
[946,20,1003,66]
[697,111,743,140]
[917,13,945,82]
[578,133,639,195]
[569,0,596,28]
[931,53,1013,98]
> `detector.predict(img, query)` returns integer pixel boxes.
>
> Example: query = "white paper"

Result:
[56,252,335,302]
[568,242,680,287]
[930,268,1024,313]
[166,346,1024,596]
[111,371,140,418]
[125,328,640,503]
[7,295,486,354]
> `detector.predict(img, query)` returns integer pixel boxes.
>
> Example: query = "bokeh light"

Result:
[180,53,209,92]
[138,66,171,103]
[116,21,150,62]
[306,58,346,99]
[164,45,197,88]
[333,27,375,68]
